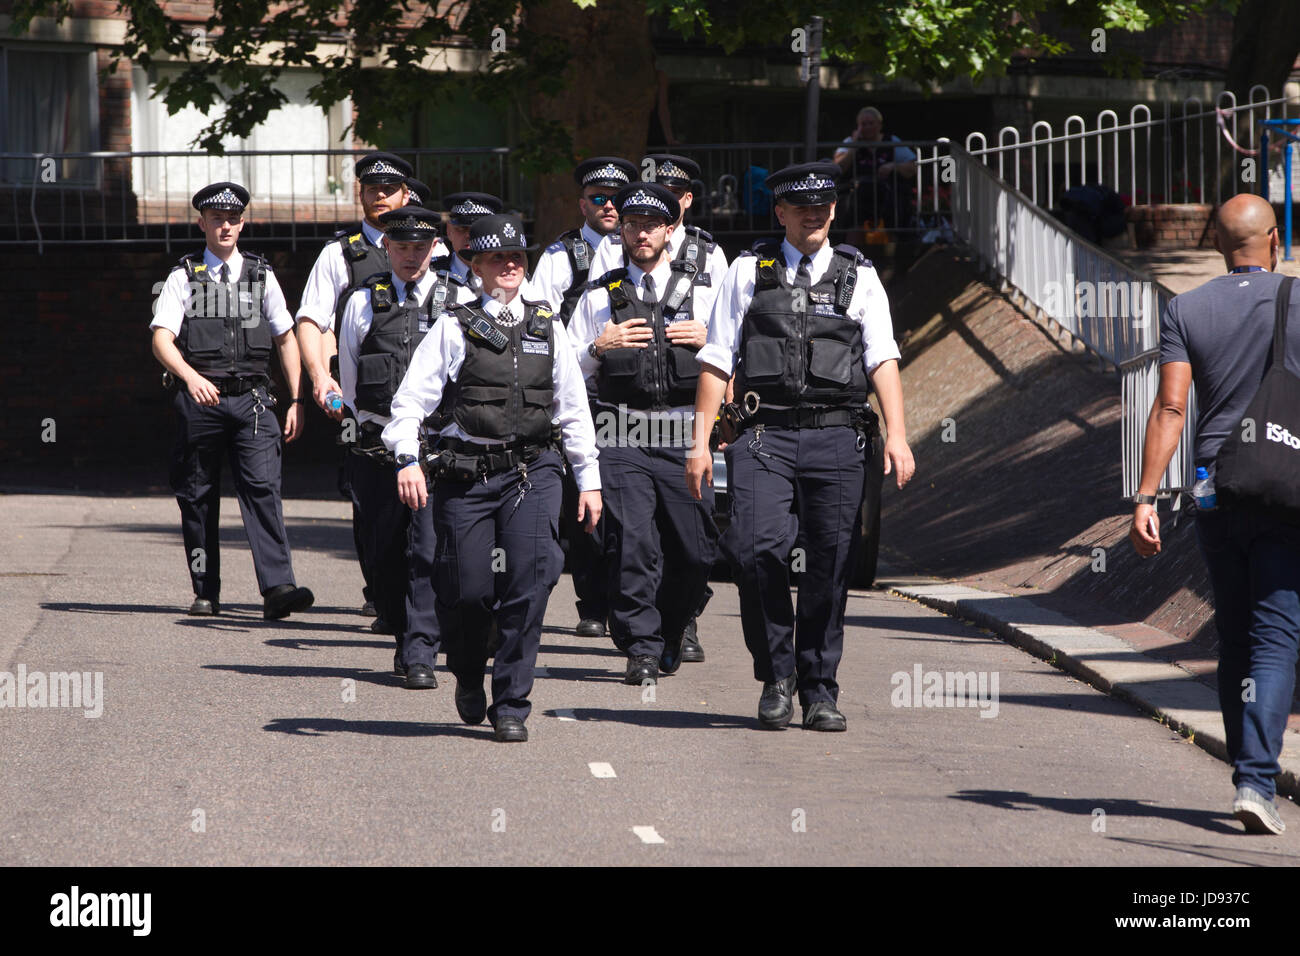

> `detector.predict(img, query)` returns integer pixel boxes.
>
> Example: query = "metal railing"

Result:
[1,140,958,253]
[965,86,1296,211]
[946,145,1195,497]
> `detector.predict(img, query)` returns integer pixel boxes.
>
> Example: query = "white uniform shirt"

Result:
[588,224,728,321]
[531,222,611,312]
[297,221,451,332]
[337,268,476,428]
[382,292,601,491]
[697,238,901,383]
[150,247,294,338]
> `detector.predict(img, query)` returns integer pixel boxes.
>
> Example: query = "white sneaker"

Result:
[1232,786,1286,834]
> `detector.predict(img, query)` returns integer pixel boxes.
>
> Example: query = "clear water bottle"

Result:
[324,390,343,412]
[1192,465,1217,512]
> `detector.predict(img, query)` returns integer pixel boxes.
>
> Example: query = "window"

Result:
[0,45,99,184]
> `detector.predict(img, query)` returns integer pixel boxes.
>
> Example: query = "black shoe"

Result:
[263,585,314,620]
[370,617,393,635]
[680,619,705,663]
[403,663,438,690]
[802,700,847,732]
[188,597,219,616]
[393,652,407,678]
[624,655,659,685]
[757,675,797,729]
[455,679,488,725]
[576,617,607,638]
[361,600,377,617]
[492,715,528,742]
[659,630,685,675]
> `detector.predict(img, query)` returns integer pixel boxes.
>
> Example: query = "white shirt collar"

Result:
[780,238,831,274]
[389,269,436,306]
[361,221,385,248]
[203,247,242,278]
[626,255,673,297]
[479,289,524,319]
[580,223,609,250]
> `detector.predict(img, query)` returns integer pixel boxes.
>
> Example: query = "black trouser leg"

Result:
[170,390,224,600]
[225,390,295,594]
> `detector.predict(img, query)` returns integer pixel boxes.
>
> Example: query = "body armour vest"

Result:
[594,255,707,410]
[353,274,438,416]
[556,228,594,326]
[334,228,390,327]
[173,252,273,377]
[442,298,556,444]
[733,241,870,409]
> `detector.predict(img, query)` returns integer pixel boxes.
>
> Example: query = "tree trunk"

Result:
[525,0,656,251]
[1225,0,1300,101]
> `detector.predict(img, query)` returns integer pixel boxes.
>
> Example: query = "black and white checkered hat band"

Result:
[582,164,631,185]
[469,233,504,252]
[773,175,836,197]
[199,188,242,208]
[451,201,493,217]
[360,160,402,178]
[657,162,687,181]
[386,216,436,232]
[621,189,670,217]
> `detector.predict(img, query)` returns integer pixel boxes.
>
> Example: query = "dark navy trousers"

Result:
[602,441,718,660]
[722,424,865,706]
[346,451,436,661]
[431,450,565,723]
[169,387,296,599]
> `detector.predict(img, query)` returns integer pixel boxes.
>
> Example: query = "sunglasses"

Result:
[584,194,616,207]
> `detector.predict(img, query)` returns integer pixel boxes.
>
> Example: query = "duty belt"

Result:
[211,376,269,396]
[747,406,858,429]
[350,422,394,462]
[430,437,550,481]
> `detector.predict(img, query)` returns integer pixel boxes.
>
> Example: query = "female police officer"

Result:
[382,214,601,742]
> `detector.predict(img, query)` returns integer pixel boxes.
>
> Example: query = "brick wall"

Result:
[1126,204,1217,248]
[0,240,347,482]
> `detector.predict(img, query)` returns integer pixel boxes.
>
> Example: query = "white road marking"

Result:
[554,709,576,721]
[588,761,617,778]
[632,826,665,844]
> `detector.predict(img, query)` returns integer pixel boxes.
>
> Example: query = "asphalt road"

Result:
[2,493,1297,866]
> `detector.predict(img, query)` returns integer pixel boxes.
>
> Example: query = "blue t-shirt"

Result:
[1159,270,1300,464]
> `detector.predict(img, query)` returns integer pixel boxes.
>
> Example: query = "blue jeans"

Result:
[1195,504,1300,799]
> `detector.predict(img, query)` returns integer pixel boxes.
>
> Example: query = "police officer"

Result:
[296,152,427,626]
[570,182,719,684]
[686,162,915,731]
[532,156,637,639]
[441,192,504,294]
[590,153,728,662]
[337,205,476,683]
[383,213,601,742]
[405,177,433,208]
[150,182,315,620]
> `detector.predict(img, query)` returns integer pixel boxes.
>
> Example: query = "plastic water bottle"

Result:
[325,390,343,412]
[1192,465,1217,512]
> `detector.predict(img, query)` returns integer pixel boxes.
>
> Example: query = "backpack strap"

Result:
[1271,275,1296,371]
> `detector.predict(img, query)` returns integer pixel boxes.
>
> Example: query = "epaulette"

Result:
[684,225,715,247]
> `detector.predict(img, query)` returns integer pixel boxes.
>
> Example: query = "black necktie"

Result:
[219,263,231,284]
[795,255,812,291]
[403,280,415,305]
[642,274,658,307]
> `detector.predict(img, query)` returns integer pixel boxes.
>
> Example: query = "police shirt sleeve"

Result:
[550,320,601,492]
[531,244,571,312]
[588,233,623,278]
[696,256,755,375]
[570,285,608,381]
[295,242,348,331]
[337,290,370,415]
[149,267,193,337]
[382,315,464,460]
[852,263,901,375]
[261,267,295,337]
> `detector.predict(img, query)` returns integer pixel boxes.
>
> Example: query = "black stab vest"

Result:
[556,228,594,325]
[334,227,390,327]
[173,252,273,377]
[353,274,438,416]
[733,240,870,409]
[442,298,556,444]
[594,261,704,411]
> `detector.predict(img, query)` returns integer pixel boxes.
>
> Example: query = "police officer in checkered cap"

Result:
[569,181,720,684]
[149,181,315,621]
[687,160,915,732]
[531,155,637,641]
[383,213,601,743]
[441,192,505,291]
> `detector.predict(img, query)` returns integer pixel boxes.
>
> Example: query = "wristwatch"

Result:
[395,453,419,470]
[588,342,600,359]
[1132,493,1157,505]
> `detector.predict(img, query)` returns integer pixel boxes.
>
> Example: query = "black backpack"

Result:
[1215,275,1300,522]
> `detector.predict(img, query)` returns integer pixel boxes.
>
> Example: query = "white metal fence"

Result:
[943,145,1195,498]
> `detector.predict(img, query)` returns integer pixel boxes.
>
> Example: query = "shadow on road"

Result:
[1104,835,1300,866]
[203,663,394,686]
[264,637,393,652]
[262,717,488,739]
[950,788,1239,835]
[549,707,753,730]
